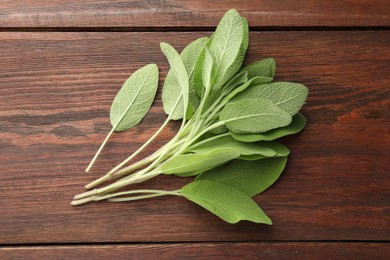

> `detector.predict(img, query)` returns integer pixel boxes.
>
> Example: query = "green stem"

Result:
[73,168,163,200]
[186,132,230,150]
[85,126,116,173]
[71,189,181,206]
[107,115,172,176]
[84,153,156,190]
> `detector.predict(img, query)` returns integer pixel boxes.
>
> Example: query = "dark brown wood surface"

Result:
[1,243,389,259]
[1,1,389,258]
[0,0,389,28]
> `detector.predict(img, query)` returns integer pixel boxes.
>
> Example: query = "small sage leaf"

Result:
[110,64,159,132]
[220,98,292,133]
[161,42,189,120]
[196,157,288,197]
[231,112,307,142]
[181,180,272,224]
[202,47,216,92]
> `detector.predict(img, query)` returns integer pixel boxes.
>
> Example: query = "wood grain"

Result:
[0,0,389,28]
[0,31,389,244]
[1,243,389,260]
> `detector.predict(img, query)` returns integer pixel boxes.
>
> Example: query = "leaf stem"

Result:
[85,126,116,173]
[71,189,181,206]
[107,115,171,176]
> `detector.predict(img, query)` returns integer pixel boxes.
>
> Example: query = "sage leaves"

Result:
[73,9,309,225]
[181,180,272,224]
[85,64,159,172]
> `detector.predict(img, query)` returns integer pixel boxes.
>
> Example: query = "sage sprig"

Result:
[72,9,308,225]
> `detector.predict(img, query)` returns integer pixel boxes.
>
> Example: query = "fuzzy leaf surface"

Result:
[181,180,272,224]
[208,9,244,87]
[231,113,307,142]
[240,58,276,79]
[110,64,159,132]
[161,42,189,120]
[220,98,292,133]
[234,82,308,115]
[196,157,288,196]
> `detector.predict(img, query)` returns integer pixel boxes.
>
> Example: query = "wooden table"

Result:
[1,1,389,259]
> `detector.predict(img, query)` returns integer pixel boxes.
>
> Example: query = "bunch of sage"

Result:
[72,9,308,224]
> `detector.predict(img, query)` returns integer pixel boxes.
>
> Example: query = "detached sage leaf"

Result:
[196,157,288,196]
[85,64,159,172]
[231,112,307,142]
[161,148,239,175]
[220,98,292,133]
[110,64,159,131]
[161,42,189,120]
[181,180,272,224]
[234,82,308,115]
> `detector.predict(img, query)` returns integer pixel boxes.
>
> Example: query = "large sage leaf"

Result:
[161,42,189,120]
[110,64,159,131]
[220,98,292,133]
[189,135,276,158]
[239,58,276,79]
[208,9,244,87]
[160,148,239,174]
[231,112,307,142]
[234,82,308,115]
[181,180,272,224]
[196,157,288,196]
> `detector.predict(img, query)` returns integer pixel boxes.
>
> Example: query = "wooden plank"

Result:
[0,31,389,244]
[0,243,389,259]
[0,0,389,28]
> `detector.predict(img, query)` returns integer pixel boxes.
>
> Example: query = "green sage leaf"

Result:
[239,58,276,79]
[110,64,159,132]
[209,9,244,87]
[234,82,308,115]
[160,148,240,175]
[189,135,276,158]
[239,141,290,160]
[231,112,307,142]
[196,157,288,197]
[220,98,292,133]
[221,16,249,85]
[161,42,189,120]
[181,180,272,224]
[202,47,216,92]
